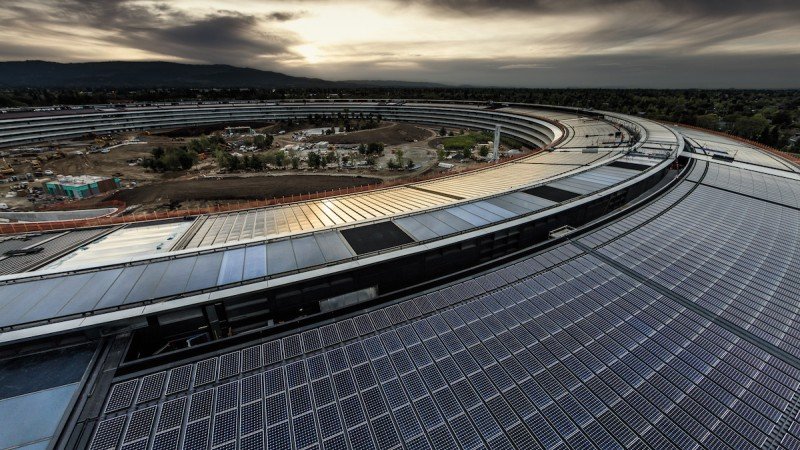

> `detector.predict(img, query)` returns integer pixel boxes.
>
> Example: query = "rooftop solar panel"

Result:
[17,106,800,450]
[91,229,800,449]
[699,162,800,208]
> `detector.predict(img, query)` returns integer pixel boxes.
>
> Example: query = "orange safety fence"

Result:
[0,150,541,235]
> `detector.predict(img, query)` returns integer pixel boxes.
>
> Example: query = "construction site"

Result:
[0,117,525,216]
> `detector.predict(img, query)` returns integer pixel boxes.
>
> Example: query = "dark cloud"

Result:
[267,11,305,21]
[394,0,800,85]
[0,0,297,66]
[132,13,293,64]
[0,0,797,87]
[531,10,798,57]
[316,52,800,88]
[400,0,800,16]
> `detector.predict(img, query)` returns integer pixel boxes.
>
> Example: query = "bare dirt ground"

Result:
[307,123,432,146]
[44,145,160,181]
[1,122,447,212]
[280,123,440,180]
[105,175,381,208]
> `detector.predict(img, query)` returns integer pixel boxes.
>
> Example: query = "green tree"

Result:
[141,157,155,170]
[177,150,197,170]
[253,134,273,150]
[228,155,241,171]
[479,146,489,158]
[367,142,384,155]
[209,134,226,147]
[695,114,720,130]
[733,116,769,140]
[291,156,300,169]
[326,151,338,164]
[275,150,286,167]
[769,110,792,127]
[439,127,447,136]
[187,139,203,153]
[164,151,182,171]
[308,152,322,168]
[250,154,264,170]
[143,147,196,172]
[151,146,165,160]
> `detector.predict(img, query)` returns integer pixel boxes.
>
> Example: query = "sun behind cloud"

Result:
[0,0,797,87]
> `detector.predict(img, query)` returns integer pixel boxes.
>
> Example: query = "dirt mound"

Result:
[309,123,432,146]
[107,175,381,205]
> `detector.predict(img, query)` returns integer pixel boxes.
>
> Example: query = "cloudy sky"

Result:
[0,0,798,88]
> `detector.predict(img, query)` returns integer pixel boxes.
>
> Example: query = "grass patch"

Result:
[441,132,492,150]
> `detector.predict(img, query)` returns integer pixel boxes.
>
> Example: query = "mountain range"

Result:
[0,61,447,89]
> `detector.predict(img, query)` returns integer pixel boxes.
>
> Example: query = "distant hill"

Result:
[340,79,449,88]
[0,61,447,89]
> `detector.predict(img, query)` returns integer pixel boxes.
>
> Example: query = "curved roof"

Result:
[91,148,800,450]
[0,104,677,338]
[1,101,799,450]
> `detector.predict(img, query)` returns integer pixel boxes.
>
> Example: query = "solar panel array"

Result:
[11,106,800,449]
[0,230,358,329]
[394,193,553,241]
[546,166,639,196]
[0,228,109,275]
[577,182,696,250]
[0,154,652,332]
[698,162,800,208]
[549,118,627,149]
[580,162,800,361]
[45,222,192,271]
[679,127,799,173]
[177,150,630,250]
[0,233,54,259]
[412,158,581,200]
[91,201,800,450]
[181,187,452,249]
[594,183,800,359]
[513,151,613,166]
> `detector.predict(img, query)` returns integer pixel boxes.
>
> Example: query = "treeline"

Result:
[141,146,197,172]
[215,150,295,171]
[2,87,797,150]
